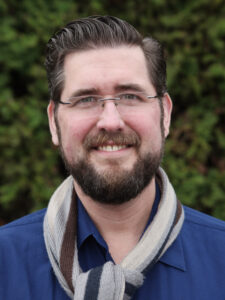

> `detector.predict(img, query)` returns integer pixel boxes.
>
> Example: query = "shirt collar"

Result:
[77,181,161,249]
[159,227,186,272]
[77,195,107,249]
[77,183,186,272]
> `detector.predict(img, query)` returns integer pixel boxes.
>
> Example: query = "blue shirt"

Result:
[0,198,225,299]
[77,182,161,273]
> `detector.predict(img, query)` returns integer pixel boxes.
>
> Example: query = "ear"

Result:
[162,93,173,138]
[47,100,59,146]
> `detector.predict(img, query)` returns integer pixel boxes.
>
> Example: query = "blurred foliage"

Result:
[0,0,224,224]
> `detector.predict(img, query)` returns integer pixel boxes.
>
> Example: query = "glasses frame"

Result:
[58,92,161,107]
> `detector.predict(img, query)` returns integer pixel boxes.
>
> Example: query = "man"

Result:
[0,15,224,300]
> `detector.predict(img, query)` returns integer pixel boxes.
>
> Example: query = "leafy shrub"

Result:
[0,0,224,224]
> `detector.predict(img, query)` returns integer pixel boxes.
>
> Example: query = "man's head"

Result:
[45,15,167,105]
[46,16,172,205]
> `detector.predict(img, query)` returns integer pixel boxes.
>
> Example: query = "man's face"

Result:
[48,46,172,204]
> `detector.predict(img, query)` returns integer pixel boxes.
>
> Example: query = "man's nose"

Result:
[96,101,125,131]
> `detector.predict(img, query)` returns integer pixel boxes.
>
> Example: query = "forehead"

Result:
[61,46,155,99]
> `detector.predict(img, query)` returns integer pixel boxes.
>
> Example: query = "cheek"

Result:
[58,114,96,151]
[126,109,162,144]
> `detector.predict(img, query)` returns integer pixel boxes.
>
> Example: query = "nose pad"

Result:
[96,101,125,131]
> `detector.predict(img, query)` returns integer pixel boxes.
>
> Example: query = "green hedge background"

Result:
[0,0,224,225]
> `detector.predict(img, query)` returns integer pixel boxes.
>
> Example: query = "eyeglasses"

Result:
[58,92,161,114]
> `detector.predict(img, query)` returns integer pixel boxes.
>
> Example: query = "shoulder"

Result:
[182,206,225,259]
[0,209,46,234]
[0,209,46,251]
[0,209,47,270]
[183,205,225,232]
[1,208,46,229]
[0,209,69,299]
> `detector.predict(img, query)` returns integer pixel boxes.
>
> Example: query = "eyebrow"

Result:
[114,83,146,93]
[66,83,146,99]
[67,88,99,99]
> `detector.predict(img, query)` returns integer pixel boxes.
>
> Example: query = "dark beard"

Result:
[61,147,164,205]
[55,102,165,205]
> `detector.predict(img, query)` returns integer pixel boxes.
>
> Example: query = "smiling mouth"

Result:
[85,132,140,152]
[97,144,131,151]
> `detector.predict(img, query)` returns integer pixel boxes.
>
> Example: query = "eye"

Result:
[119,93,143,104]
[120,93,139,99]
[80,96,97,103]
[69,95,98,107]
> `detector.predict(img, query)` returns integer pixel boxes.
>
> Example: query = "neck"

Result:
[74,178,156,263]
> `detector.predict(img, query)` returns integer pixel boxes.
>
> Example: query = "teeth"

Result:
[98,145,127,151]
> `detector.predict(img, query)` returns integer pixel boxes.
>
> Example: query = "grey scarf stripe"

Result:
[142,199,182,276]
[43,168,184,300]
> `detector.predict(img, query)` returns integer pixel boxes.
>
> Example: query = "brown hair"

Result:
[45,15,167,103]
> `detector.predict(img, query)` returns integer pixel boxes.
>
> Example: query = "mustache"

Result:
[84,131,141,149]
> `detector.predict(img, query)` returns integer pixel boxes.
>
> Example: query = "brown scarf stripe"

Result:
[175,199,182,225]
[60,190,77,292]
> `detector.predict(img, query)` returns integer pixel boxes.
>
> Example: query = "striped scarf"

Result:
[43,168,184,300]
